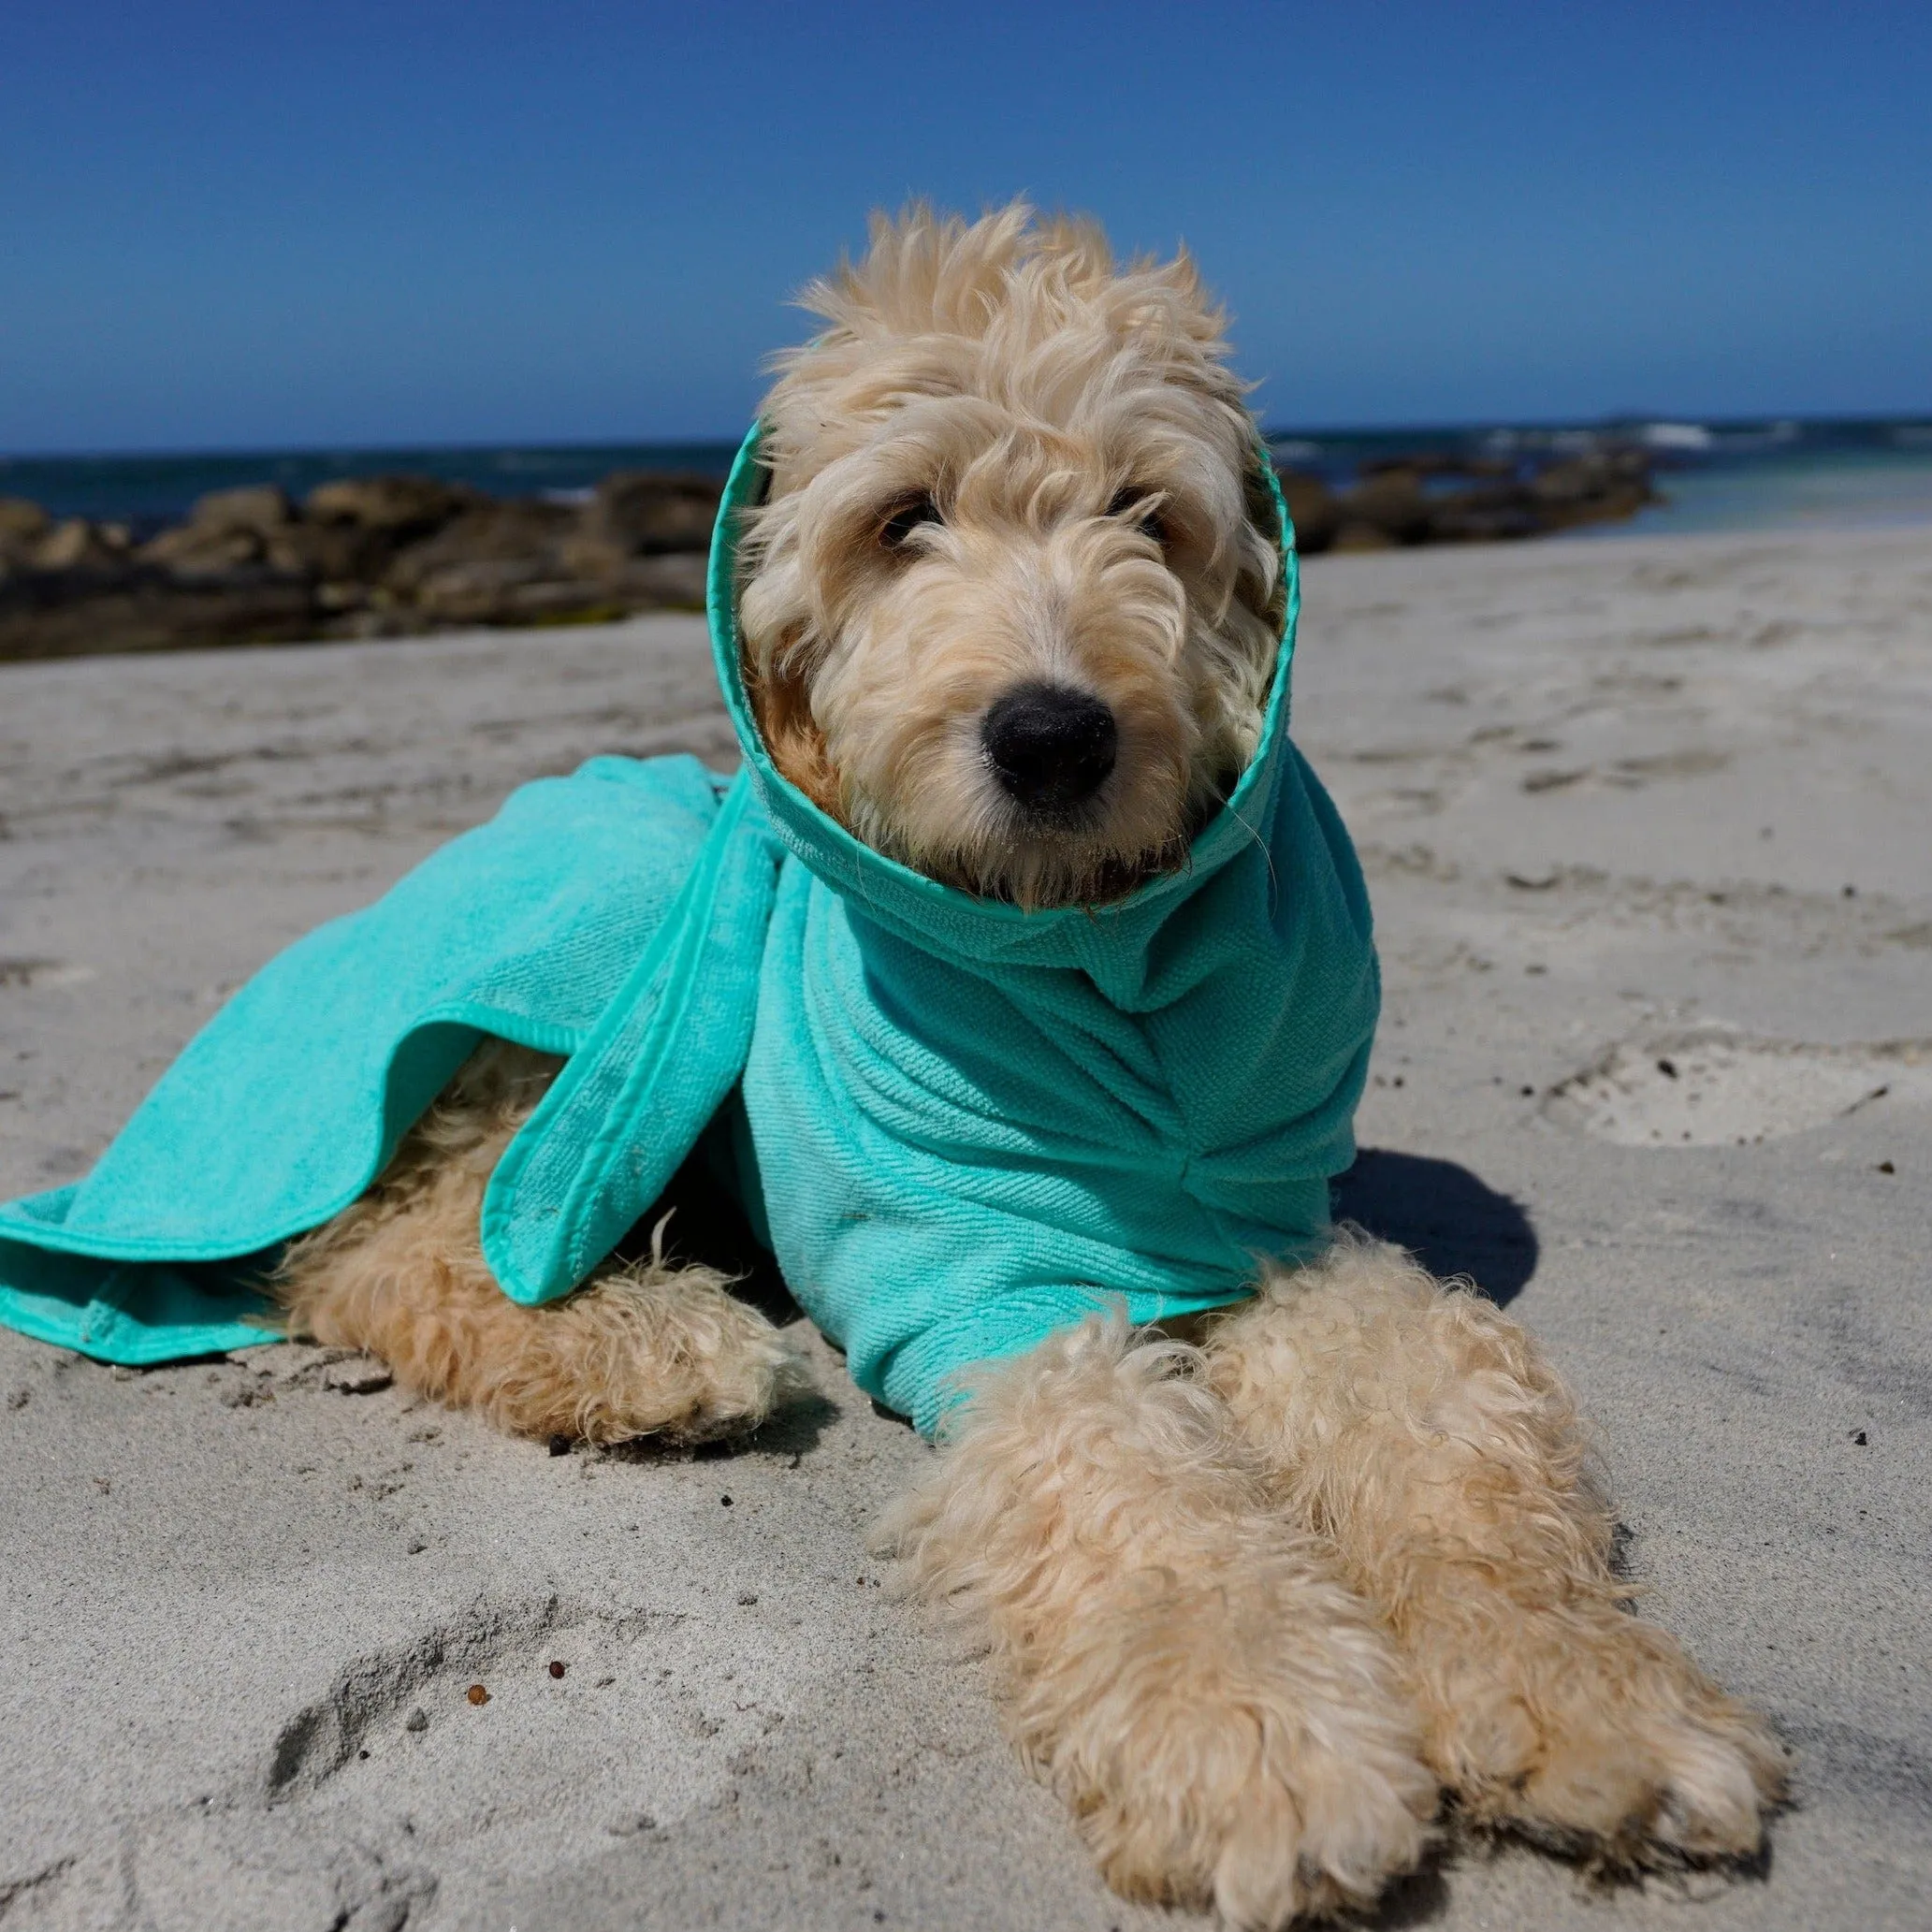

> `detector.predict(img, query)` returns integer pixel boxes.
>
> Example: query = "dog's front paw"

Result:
[1416,1601,1787,1867]
[479,1260,809,1445]
[1021,1554,1437,1928]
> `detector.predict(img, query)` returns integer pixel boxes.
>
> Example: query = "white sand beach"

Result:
[2,525,1928,1930]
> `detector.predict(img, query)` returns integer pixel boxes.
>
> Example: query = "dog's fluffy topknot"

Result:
[794,201,1226,366]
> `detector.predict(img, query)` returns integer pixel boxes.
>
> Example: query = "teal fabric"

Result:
[0,755,780,1359]
[708,438,1378,1433]
[0,424,1380,1437]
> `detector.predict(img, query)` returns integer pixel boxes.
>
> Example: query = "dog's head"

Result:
[737,203,1286,910]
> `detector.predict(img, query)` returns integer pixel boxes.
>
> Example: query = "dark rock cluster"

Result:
[1,443,1658,661]
[0,472,720,661]
[1276,445,1657,553]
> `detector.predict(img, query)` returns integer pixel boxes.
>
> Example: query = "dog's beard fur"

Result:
[738,202,1286,910]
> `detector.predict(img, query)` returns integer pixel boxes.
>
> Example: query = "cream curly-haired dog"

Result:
[274,204,1784,1926]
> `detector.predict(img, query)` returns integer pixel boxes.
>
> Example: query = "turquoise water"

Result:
[4,418,1930,541]
[1590,443,1932,539]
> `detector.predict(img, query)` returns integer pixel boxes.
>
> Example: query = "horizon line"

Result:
[6,407,1931,470]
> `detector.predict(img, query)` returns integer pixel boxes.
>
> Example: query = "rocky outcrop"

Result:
[0,472,721,661]
[0,497,51,551]
[1,446,1658,661]
[1275,445,1657,554]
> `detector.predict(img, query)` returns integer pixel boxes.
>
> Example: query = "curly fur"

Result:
[1204,1233,1788,1864]
[274,1041,806,1444]
[875,1315,1437,1925]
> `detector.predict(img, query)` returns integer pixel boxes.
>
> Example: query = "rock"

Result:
[366,483,715,625]
[320,1355,393,1395]
[263,520,392,585]
[384,501,574,583]
[587,472,722,556]
[1337,469,1432,545]
[134,487,296,574]
[1423,496,1545,543]
[383,501,578,620]
[0,570,319,661]
[314,579,372,614]
[603,552,708,608]
[138,522,268,574]
[1359,451,1510,479]
[186,484,293,536]
[403,556,549,622]
[0,456,715,652]
[1274,468,1338,555]
[1313,445,1658,550]
[0,497,51,558]
[1331,521,1399,552]
[553,529,633,579]
[305,474,484,538]
[1527,452,1653,527]
[33,518,130,574]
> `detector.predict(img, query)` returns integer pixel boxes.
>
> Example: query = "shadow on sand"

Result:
[1330,1148,1538,1306]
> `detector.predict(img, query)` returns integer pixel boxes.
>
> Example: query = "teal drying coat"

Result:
[0,429,1380,1437]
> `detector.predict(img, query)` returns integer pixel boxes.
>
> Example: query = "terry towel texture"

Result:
[0,428,1379,1437]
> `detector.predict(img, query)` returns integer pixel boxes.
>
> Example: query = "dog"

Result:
[271,203,1784,1926]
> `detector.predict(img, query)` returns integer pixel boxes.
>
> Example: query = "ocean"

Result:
[4,416,1930,543]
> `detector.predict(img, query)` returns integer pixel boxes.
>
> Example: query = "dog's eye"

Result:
[1107,487,1167,548]
[879,493,942,551]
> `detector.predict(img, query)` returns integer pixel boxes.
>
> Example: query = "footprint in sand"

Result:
[1546,1028,1932,1146]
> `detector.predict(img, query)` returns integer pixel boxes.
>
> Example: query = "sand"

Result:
[2,525,1927,1930]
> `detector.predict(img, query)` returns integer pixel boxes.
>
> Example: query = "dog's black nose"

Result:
[981,683,1118,814]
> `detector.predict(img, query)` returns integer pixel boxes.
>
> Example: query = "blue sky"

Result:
[2,2,1926,453]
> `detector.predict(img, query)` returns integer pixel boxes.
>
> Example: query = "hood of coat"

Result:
[705,422,1302,978]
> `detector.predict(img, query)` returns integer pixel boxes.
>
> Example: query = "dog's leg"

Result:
[272,1041,804,1444]
[875,1315,1437,1929]
[1206,1235,1786,1865]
